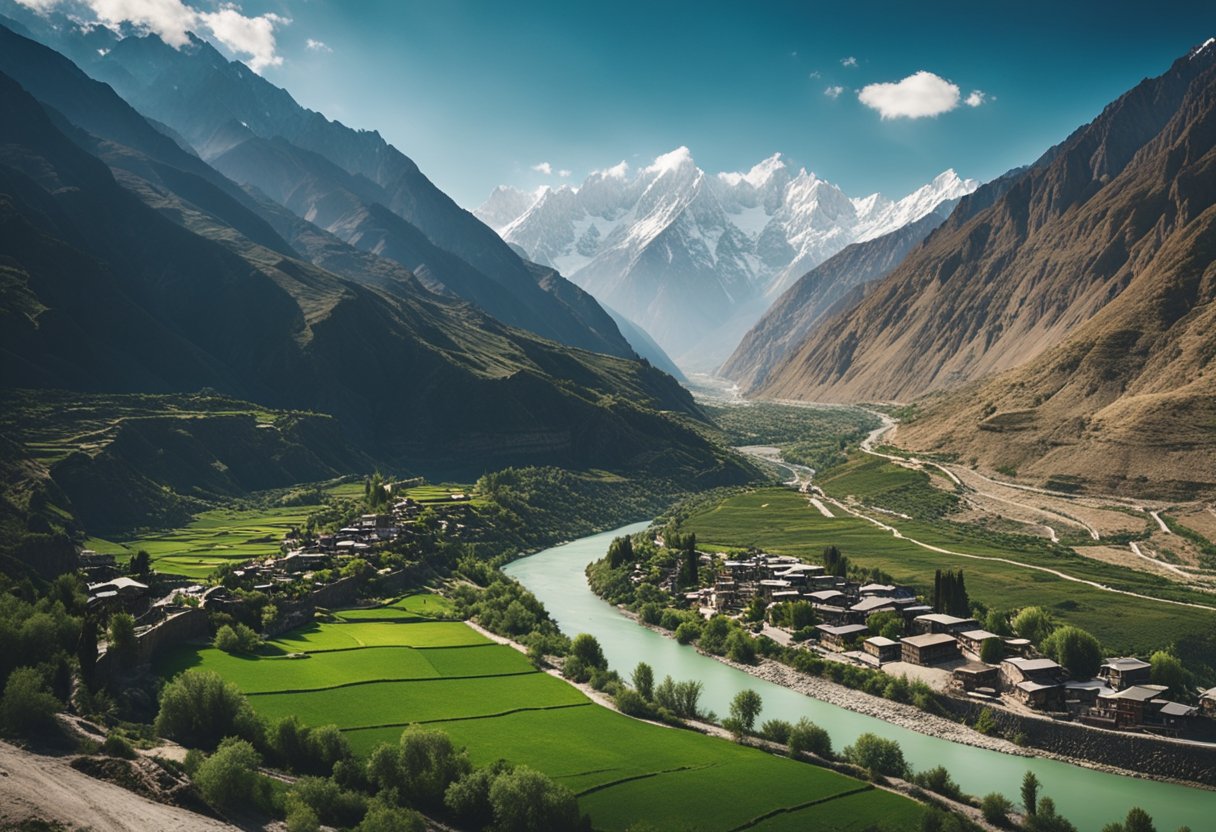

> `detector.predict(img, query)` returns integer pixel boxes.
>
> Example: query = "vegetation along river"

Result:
[504,522,1216,832]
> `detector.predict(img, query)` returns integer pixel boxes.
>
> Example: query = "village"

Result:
[660,549,1216,740]
[75,488,471,644]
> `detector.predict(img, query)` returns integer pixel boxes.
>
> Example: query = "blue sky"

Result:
[152,1,1216,206]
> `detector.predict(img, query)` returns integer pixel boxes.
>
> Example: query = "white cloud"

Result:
[808,70,821,79]
[824,85,845,99]
[964,89,987,107]
[858,71,961,119]
[531,162,553,175]
[840,56,858,67]
[305,38,332,53]
[557,169,572,178]
[17,0,291,73]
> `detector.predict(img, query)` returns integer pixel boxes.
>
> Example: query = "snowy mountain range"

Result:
[477,149,978,371]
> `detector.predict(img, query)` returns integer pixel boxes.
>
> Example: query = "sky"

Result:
[20,0,1216,208]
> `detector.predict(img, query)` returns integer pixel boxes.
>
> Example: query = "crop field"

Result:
[400,483,487,508]
[163,613,922,831]
[267,621,490,652]
[112,505,324,579]
[333,593,458,622]
[685,487,1216,662]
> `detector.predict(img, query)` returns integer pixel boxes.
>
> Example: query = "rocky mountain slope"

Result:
[758,41,1216,405]
[0,58,744,487]
[0,6,638,361]
[478,150,976,369]
[758,41,1216,498]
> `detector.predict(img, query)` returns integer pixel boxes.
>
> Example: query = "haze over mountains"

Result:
[478,152,977,370]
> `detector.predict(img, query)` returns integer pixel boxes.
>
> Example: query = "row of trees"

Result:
[933,569,970,617]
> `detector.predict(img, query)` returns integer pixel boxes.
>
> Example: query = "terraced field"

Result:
[159,595,923,831]
[103,505,325,579]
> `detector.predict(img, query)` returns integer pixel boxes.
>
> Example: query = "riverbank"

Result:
[615,606,1216,790]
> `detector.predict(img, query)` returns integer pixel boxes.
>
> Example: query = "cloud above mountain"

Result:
[15,0,290,71]
[858,70,986,119]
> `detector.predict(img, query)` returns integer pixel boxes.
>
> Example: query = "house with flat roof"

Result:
[851,596,898,617]
[863,636,901,664]
[900,633,960,666]
[816,623,870,651]
[1087,684,1170,728]
[957,629,1002,656]
[1099,657,1152,691]
[912,613,979,635]
[953,662,999,692]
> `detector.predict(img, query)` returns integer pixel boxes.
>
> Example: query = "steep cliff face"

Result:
[757,44,1216,410]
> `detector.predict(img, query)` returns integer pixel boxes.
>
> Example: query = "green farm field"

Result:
[685,487,1216,661]
[333,593,459,621]
[105,504,325,579]
[161,612,923,831]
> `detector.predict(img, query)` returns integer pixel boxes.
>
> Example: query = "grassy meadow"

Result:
[158,595,923,831]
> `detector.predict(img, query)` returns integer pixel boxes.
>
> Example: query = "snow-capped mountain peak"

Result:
[475,149,978,369]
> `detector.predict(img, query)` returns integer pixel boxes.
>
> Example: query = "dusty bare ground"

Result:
[947,466,1144,539]
[1072,544,1190,580]
[0,741,238,832]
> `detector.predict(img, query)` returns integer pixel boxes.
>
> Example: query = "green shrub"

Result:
[101,732,137,759]
[445,760,513,829]
[154,669,260,750]
[912,766,963,801]
[760,719,792,744]
[355,799,425,832]
[843,733,908,778]
[365,727,472,810]
[214,623,260,654]
[725,630,756,664]
[981,792,1013,826]
[674,621,701,644]
[787,717,832,759]
[488,765,584,832]
[0,667,59,737]
[193,738,272,811]
[289,776,366,828]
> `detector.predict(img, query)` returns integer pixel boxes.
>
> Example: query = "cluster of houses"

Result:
[668,551,1213,738]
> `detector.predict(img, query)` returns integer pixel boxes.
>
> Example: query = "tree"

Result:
[980,635,1004,664]
[193,738,271,811]
[760,719,792,744]
[1041,626,1102,679]
[1148,651,1185,693]
[129,549,152,577]
[842,733,907,778]
[606,536,634,569]
[107,612,137,665]
[632,662,654,700]
[985,609,1013,637]
[155,669,260,750]
[788,601,817,631]
[570,633,606,671]
[378,727,472,810]
[728,689,763,738]
[445,760,513,829]
[699,616,732,654]
[0,667,59,737]
[356,799,425,832]
[214,623,260,654]
[822,545,848,577]
[487,765,584,832]
[1012,607,1055,645]
[725,630,756,664]
[1021,770,1040,816]
[1025,797,1078,832]
[1100,807,1157,832]
[787,717,832,759]
[981,793,1014,826]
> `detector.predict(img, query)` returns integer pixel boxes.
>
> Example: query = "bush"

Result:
[0,667,60,737]
[1011,607,1055,645]
[728,689,763,738]
[570,634,606,671]
[760,719,792,744]
[286,801,320,832]
[843,733,907,778]
[268,716,353,775]
[974,707,997,736]
[981,792,1013,826]
[289,776,367,828]
[366,727,472,810]
[674,621,701,644]
[107,612,137,665]
[101,732,137,759]
[445,760,513,829]
[1041,626,1102,679]
[912,766,963,801]
[980,637,1004,664]
[154,669,260,750]
[214,623,260,654]
[787,717,832,759]
[193,738,271,811]
[488,765,584,832]
[699,616,732,654]
[356,799,425,832]
[725,630,756,664]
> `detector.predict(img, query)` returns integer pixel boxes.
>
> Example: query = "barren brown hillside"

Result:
[757,43,1216,408]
